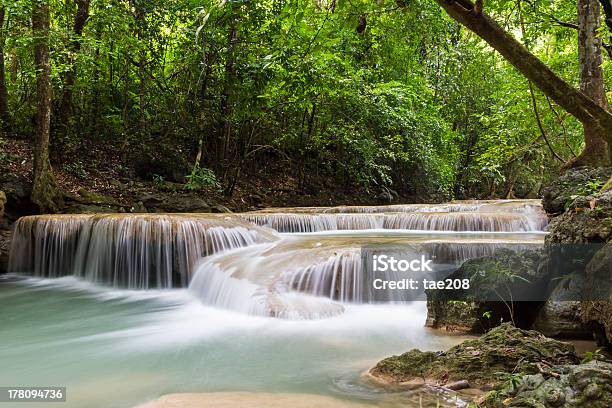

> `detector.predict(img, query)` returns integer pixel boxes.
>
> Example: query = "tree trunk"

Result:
[436,0,612,150]
[570,0,611,167]
[32,0,63,212]
[57,0,90,146]
[0,7,9,132]
[219,21,237,170]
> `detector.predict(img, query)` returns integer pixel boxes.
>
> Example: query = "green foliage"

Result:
[582,349,606,364]
[0,0,600,197]
[185,165,220,191]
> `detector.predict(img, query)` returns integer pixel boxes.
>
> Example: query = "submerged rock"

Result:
[369,323,579,389]
[485,360,612,408]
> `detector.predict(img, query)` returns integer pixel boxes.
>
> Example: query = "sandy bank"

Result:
[135,392,376,408]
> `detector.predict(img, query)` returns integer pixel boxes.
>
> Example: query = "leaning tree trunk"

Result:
[436,0,612,164]
[32,0,63,212]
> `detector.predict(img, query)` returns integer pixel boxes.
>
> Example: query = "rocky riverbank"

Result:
[426,167,611,340]
[370,324,579,389]
[374,166,612,406]
[369,323,611,406]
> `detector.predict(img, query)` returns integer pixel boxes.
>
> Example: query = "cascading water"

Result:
[8,214,278,288]
[188,233,544,319]
[242,200,548,232]
[6,200,548,311]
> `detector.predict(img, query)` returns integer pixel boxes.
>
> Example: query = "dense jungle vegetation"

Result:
[1,0,612,211]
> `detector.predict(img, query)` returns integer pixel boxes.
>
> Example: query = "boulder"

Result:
[370,323,579,390]
[580,243,612,346]
[485,360,612,408]
[532,272,591,339]
[532,300,589,339]
[0,174,32,218]
[62,203,120,214]
[426,249,546,332]
[541,167,611,214]
[546,190,612,244]
[426,300,483,333]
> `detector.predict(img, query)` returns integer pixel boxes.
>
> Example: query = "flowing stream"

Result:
[1,200,547,407]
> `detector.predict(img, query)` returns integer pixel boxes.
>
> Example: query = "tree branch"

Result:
[436,0,612,143]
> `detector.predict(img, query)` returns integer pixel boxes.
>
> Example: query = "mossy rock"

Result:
[76,189,119,205]
[485,360,612,408]
[546,190,612,244]
[370,323,579,389]
[541,167,611,214]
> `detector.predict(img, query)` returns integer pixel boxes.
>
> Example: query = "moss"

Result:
[370,323,579,389]
[77,189,118,205]
[485,361,612,408]
[602,176,612,192]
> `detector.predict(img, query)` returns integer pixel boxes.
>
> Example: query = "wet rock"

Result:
[541,167,611,214]
[60,189,123,214]
[532,299,589,339]
[369,323,579,389]
[248,194,263,206]
[0,229,10,274]
[426,249,546,332]
[532,270,591,339]
[485,360,612,408]
[445,380,470,390]
[426,300,483,333]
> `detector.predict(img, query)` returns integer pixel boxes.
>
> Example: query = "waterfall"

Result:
[242,211,547,233]
[8,214,278,288]
[7,200,549,319]
[188,234,543,318]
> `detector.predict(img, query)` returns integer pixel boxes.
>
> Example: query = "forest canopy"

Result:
[0,0,609,208]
